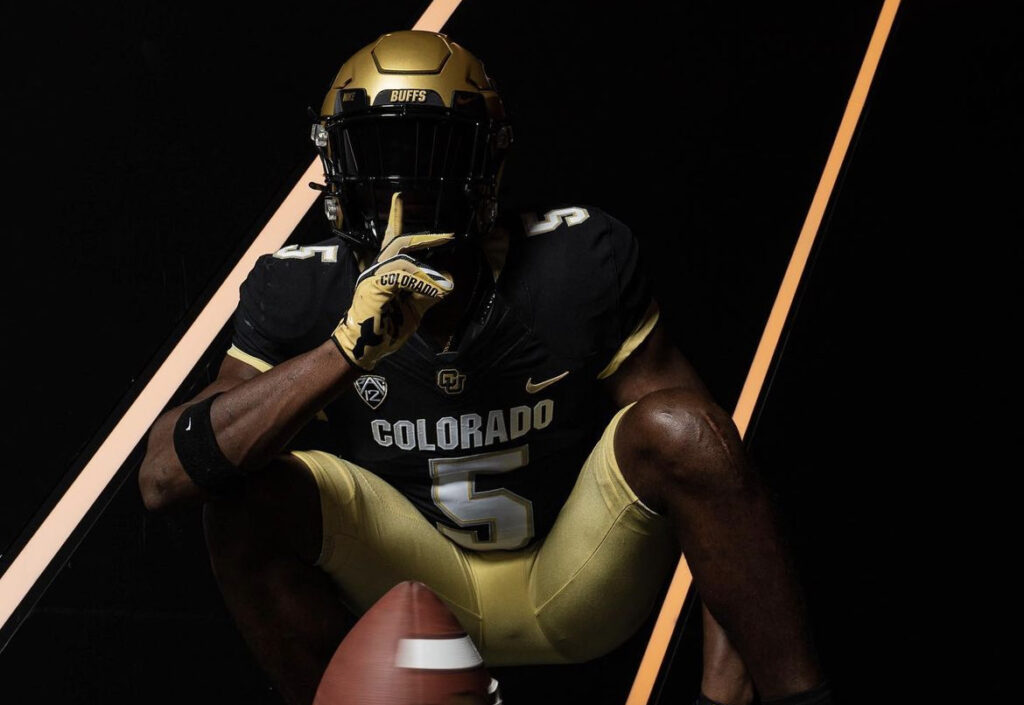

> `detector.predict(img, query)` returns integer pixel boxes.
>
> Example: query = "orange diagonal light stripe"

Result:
[412,0,464,31]
[0,0,464,635]
[625,1,901,702]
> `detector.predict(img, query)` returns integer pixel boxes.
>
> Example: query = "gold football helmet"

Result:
[311,30,513,252]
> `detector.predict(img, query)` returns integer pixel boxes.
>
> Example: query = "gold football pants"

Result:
[291,402,676,665]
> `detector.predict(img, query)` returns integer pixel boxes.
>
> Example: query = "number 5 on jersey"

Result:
[429,445,535,550]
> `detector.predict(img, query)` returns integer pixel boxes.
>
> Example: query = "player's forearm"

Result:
[213,342,357,468]
[140,341,358,510]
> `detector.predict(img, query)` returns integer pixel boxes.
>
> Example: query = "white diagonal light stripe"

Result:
[0,0,463,636]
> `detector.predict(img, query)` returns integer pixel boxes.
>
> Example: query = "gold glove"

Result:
[332,192,454,370]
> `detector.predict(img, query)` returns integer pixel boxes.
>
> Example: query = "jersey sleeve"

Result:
[228,245,356,371]
[591,210,660,379]
[501,205,659,377]
[229,254,292,370]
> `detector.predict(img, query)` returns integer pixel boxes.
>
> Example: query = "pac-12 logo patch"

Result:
[353,375,388,409]
[436,368,466,395]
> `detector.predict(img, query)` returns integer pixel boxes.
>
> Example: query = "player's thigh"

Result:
[529,403,677,662]
[291,450,481,635]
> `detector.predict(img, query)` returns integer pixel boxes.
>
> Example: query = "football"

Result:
[313,581,501,705]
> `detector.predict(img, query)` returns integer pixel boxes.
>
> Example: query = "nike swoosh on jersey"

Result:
[525,371,570,393]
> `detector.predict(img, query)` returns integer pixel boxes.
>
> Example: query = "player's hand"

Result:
[332,192,455,370]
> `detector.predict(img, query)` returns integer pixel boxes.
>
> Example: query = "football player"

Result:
[139,31,831,705]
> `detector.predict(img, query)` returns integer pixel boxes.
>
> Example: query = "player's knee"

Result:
[617,388,751,505]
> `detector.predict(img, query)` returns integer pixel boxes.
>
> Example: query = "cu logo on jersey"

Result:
[436,368,466,395]
[354,375,388,410]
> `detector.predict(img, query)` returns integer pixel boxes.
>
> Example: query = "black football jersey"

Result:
[230,205,654,551]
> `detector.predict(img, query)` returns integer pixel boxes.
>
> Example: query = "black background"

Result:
[0,1,1015,703]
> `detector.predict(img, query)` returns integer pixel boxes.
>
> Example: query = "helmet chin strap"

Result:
[475,196,499,236]
[421,240,490,352]
[442,256,485,352]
